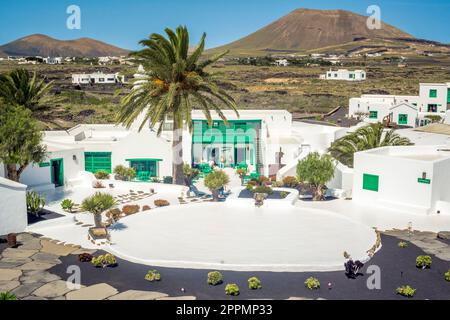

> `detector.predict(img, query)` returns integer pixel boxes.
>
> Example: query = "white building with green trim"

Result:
[15,109,340,190]
[348,82,450,127]
[352,145,450,215]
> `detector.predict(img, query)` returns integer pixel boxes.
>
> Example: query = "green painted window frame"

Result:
[363,174,379,192]
[429,89,437,98]
[369,111,378,119]
[127,159,161,179]
[84,152,112,173]
[398,114,408,125]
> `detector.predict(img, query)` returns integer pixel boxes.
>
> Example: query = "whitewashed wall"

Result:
[0,177,27,235]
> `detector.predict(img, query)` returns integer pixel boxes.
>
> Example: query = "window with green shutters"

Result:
[369,111,378,119]
[429,89,437,98]
[363,174,379,192]
[84,152,112,173]
[398,114,408,125]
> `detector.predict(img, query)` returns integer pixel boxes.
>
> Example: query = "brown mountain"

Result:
[0,34,130,57]
[215,8,414,52]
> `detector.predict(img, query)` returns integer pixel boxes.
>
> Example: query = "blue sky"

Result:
[0,0,449,50]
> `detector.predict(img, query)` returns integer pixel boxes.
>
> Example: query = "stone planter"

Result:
[7,233,17,247]
[254,193,268,207]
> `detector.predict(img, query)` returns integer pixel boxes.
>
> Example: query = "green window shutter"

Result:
[398,114,408,125]
[447,88,450,103]
[429,89,437,98]
[369,111,378,119]
[84,152,112,173]
[363,174,379,192]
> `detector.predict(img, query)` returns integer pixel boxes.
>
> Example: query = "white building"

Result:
[0,177,27,235]
[352,145,450,215]
[321,69,366,81]
[43,57,63,64]
[14,110,347,191]
[72,72,125,85]
[274,59,289,67]
[348,82,450,127]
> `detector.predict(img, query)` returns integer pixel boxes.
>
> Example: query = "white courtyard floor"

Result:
[26,181,450,272]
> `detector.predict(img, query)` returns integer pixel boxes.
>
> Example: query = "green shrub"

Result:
[248,277,262,290]
[151,177,161,183]
[26,191,46,215]
[204,170,230,201]
[94,170,110,180]
[91,254,117,268]
[280,191,289,199]
[396,285,416,298]
[252,185,273,195]
[225,283,240,296]
[304,277,320,290]
[145,269,161,282]
[0,292,17,300]
[416,255,432,269]
[163,176,173,184]
[113,165,136,181]
[81,192,116,215]
[444,270,450,282]
[398,241,408,249]
[207,271,223,286]
[272,181,283,188]
[60,199,74,212]
[282,176,298,188]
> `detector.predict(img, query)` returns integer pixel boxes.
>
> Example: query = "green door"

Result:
[84,152,112,173]
[50,159,64,187]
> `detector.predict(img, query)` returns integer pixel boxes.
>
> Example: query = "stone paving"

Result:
[0,229,449,300]
[0,233,195,300]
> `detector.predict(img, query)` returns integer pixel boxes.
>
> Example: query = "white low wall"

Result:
[0,177,27,235]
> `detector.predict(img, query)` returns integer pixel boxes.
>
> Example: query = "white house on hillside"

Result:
[321,69,366,81]
[348,82,450,127]
[72,72,125,85]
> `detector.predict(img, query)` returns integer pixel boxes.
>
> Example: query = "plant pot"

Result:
[7,233,17,247]
[254,193,267,207]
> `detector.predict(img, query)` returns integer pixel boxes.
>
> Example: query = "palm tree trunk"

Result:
[6,164,19,182]
[94,213,103,228]
[172,117,185,185]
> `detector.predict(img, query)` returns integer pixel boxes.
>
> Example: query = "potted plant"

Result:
[236,168,248,186]
[204,170,230,201]
[81,192,116,240]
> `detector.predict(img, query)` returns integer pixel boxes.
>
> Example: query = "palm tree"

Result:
[117,26,238,185]
[329,123,413,168]
[81,192,116,228]
[0,69,53,111]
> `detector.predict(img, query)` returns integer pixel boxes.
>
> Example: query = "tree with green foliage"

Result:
[183,163,200,186]
[296,152,335,201]
[328,123,413,168]
[81,192,116,228]
[204,170,230,201]
[0,106,47,182]
[0,69,53,111]
[117,26,238,185]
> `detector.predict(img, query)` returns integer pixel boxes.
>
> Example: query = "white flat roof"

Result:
[361,145,450,163]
